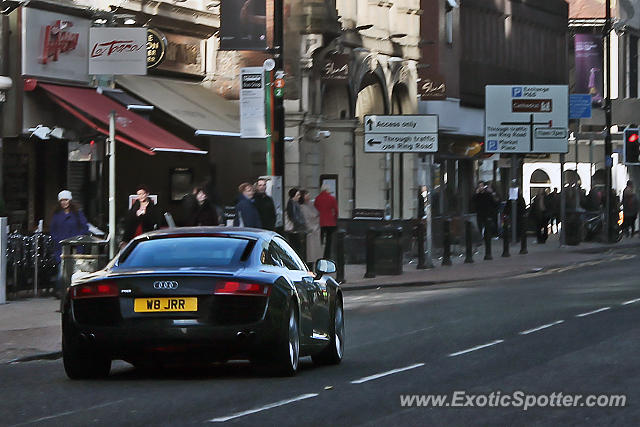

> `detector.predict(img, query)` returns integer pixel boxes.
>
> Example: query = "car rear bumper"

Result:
[64,315,282,362]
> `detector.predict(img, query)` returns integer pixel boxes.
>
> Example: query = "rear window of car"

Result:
[117,237,251,268]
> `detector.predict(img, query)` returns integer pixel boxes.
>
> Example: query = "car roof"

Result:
[134,227,278,241]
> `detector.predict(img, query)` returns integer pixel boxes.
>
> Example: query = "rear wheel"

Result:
[255,304,300,376]
[62,330,111,380]
[312,297,344,365]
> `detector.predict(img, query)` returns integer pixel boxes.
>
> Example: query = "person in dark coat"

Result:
[50,190,89,264]
[471,181,499,237]
[285,188,306,232]
[622,180,639,237]
[234,182,262,228]
[50,190,89,297]
[123,185,162,244]
[531,189,549,243]
[253,178,276,230]
[187,187,219,226]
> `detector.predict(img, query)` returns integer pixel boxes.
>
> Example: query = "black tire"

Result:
[62,331,111,380]
[255,303,300,377]
[312,296,344,365]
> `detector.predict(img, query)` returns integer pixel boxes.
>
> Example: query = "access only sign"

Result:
[364,115,438,153]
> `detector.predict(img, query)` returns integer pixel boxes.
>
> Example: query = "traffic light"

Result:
[624,127,640,165]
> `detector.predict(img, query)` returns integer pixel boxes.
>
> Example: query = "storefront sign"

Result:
[322,54,350,82]
[89,27,147,75]
[418,69,446,100]
[155,33,205,76]
[147,28,167,69]
[22,8,91,83]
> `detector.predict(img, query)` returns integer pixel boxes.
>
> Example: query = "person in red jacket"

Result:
[314,185,338,259]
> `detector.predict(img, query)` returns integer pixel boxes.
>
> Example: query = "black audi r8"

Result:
[61,228,344,379]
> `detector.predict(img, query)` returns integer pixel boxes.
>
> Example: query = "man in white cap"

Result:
[50,190,89,297]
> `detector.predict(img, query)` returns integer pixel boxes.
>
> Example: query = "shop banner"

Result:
[574,34,603,107]
[89,28,147,76]
[220,0,267,51]
[21,8,91,83]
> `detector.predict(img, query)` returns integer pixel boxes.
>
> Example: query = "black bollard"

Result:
[520,220,528,254]
[364,228,377,278]
[483,225,493,260]
[417,221,426,269]
[392,227,403,275]
[442,219,452,266]
[502,221,510,257]
[464,220,474,263]
[336,230,346,283]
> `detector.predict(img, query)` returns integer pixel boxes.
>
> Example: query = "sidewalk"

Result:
[1,234,639,363]
[340,233,640,289]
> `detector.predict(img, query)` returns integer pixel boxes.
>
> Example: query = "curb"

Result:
[341,244,639,292]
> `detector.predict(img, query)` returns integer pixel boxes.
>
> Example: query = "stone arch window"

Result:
[563,169,581,187]
[530,169,551,184]
[529,168,552,204]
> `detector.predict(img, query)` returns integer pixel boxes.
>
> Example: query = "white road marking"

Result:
[519,320,564,335]
[209,393,319,423]
[448,340,504,357]
[576,307,611,317]
[10,400,128,426]
[350,363,425,384]
[622,298,640,306]
[351,326,434,349]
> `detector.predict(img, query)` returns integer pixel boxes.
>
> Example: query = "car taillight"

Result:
[214,281,271,296]
[71,281,119,299]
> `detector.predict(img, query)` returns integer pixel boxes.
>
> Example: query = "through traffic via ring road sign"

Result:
[364,115,438,153]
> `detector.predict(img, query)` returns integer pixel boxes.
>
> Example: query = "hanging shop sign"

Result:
[21,8,91,83]
[321,54,350,82]
[418,68,446,100]
[146,28,167,69]
[89,27,147,75]
[155,32,205,76]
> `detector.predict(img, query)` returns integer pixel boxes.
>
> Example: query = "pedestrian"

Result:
[285,188,306,232]
[532,188,549,243]
[234,182,262,228]
[622,180,638,237]
[299,189,322,266]
[187,187,219,226]
[253,178,276,230]
[50,190,89,296]
[314,185,338,259]
[123,185,162,245]
[547,187,560,233]
[471,181,499,238]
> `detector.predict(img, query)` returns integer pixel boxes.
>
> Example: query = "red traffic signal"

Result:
[624,127,640,164]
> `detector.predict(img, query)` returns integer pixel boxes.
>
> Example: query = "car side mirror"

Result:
[315,259,336,278]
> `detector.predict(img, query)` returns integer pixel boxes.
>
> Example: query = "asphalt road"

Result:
[2,247,640,426]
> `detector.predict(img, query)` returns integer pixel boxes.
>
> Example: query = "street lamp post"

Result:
[272,0,284,181]
[603,0,613,242]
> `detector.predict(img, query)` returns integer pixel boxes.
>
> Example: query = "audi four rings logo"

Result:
[153,281,179,289]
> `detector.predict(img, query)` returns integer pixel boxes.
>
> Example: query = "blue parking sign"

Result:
[487,140,499,152]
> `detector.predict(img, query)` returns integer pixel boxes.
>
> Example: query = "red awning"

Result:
[39,83,207,156]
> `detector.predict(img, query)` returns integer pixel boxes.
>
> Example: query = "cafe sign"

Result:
[21,8,91,83]
[147,28,167,69]
[89,27,147,75]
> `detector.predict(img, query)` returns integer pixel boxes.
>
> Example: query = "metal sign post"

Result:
[108,111,116,258]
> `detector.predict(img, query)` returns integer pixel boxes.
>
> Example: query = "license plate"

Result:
[134,297,198,312]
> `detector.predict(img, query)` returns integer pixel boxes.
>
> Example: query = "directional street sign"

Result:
[485,85,569,153]
[363,115,438,153]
